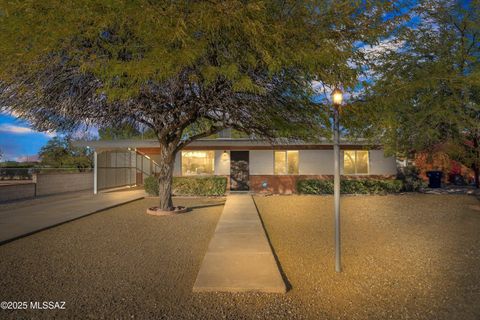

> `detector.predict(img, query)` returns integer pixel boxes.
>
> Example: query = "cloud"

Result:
[0,124,55,138]
[311,81,332,95]
[1,110,21,118]
[0,124,35,134]
[361,37,404,61]
[15,155,40,162]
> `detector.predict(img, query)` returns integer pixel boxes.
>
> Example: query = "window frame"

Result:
[343,150,370,175]
[181,150,215,176]
[273,150,299,175]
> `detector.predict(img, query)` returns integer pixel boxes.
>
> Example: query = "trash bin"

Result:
[426,171,443,188]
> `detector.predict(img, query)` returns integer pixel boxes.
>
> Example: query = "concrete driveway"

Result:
[0,189,146,244]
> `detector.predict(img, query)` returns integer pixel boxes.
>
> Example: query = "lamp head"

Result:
[331,88,343,107]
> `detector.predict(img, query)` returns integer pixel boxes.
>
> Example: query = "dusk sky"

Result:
[0,113,56,161]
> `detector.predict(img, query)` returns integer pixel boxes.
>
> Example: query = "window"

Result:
[344,150,369,174]
[181,151,215,175]
[274,150,299,174]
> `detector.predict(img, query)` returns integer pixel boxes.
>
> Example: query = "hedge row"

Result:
[144,176,227,196]
[297,179,404,195]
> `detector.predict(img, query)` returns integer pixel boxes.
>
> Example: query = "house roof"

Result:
[74,138,378,151]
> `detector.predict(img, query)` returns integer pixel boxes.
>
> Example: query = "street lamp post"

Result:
[331,88,343,273]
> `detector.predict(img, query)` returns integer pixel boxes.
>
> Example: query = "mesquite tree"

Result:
[0,1,396,209]
[346,0,480,187]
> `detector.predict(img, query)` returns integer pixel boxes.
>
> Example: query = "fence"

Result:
[0,167,92,181]
[35,172,94,197]
[97,150,160,190]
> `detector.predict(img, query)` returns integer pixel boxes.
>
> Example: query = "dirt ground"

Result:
[254,194,480,320]
[0,194,479,319]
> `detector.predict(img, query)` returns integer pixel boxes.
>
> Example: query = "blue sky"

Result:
[0,114,55,161]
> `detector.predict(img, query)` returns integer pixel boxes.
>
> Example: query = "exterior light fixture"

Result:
[222,150,229,161]
[331,88,343,107]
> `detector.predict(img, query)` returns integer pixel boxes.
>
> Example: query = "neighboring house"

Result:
[75,131,397,194]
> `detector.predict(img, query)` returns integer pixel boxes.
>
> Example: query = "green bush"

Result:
[296,179,403,195]
[397,166,427,191]
[144,176,159,196]
[296,179,333,194]
[173,176,227,196]
[144,176,227,196]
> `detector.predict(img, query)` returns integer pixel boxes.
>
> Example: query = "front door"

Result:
[230,151,249,191]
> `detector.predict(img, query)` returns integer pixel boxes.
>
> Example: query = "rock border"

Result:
[146,206,188,216]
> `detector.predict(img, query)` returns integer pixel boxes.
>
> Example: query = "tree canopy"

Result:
[0,1,398,136]
[98,123,156,140]
[0,0,401,208]
[39,136,93,171]
[347,0,480,186]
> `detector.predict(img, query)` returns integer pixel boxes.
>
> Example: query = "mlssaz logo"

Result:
[30,301,66,310]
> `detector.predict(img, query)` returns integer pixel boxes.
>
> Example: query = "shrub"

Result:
[173,176,227,196]
[144,176,159,196]
[296,179,333,194]
[296,179,403,195]
[144,176,227,196]
[397,166,427,191]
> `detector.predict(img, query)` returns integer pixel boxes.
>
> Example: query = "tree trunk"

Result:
[474,136,480,189]
[474,165,480,189]
[157,142,176,211]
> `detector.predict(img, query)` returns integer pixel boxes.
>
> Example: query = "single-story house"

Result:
[76,132,397,194]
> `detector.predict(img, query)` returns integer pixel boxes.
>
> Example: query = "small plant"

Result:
[397,166,427,191]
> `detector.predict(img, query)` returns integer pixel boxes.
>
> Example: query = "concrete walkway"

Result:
[193,194,286,293]
[0,189,146,244]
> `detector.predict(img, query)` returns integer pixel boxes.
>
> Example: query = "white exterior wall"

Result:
[214,150,230,175]
[299,150,334,175]
[152,153,181,176]
[297,149,396,176]
[249,150,274,174]
[168,148,396,177]
[174,153,181,176]
[368,150,397,175]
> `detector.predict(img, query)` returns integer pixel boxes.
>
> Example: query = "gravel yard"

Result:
[0,194,479,319]
[254,194,480,319]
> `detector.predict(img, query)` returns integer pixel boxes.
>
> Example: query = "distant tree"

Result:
[0,148,3,162]
[348,0,480,187]
[0,1,398,209]
[39,137,93,171]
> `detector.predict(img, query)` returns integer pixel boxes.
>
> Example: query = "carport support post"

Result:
[93,151,98,195]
